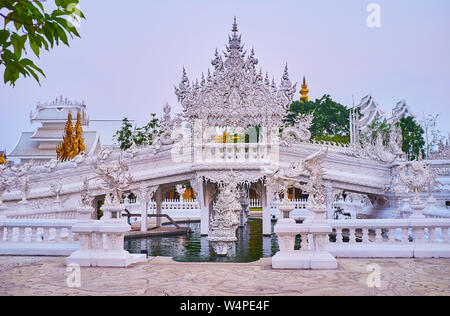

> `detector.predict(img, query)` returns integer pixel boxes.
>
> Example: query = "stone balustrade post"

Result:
[66,203,146,267]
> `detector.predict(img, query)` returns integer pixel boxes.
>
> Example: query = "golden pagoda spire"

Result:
[300,76,309,102]
[73,110,86,156]
[0,152,7,165]
[56,111,75,162]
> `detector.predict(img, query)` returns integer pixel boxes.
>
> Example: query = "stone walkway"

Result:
[0,256,449,296]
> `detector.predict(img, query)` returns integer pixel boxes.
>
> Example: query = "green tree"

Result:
[285,94,350,143]
[398,116,425,160]
[363,119,392,145]
[0,0,84,86]
[114,115,161,150]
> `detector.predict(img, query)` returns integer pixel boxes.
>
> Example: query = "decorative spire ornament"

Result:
[56,110,86,162]
[74,110,86,156]
[56,111,75,162]
[0,152,7,165]
[300,76,309,102]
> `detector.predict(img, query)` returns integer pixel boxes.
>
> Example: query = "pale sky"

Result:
[1,0,449,153]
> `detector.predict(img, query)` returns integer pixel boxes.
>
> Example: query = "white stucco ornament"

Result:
[280,113,313,146]
[10,162,32,205]
[398,156,436,207]
[50,178,63,206]
[91,148,133,207]
[207,176,241,255]
[175,17,296,129]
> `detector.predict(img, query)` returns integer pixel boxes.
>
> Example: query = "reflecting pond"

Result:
[125,219,302,263]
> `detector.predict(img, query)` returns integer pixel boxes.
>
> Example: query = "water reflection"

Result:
[125,219,287,263]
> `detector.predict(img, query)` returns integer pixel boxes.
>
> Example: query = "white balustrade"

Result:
[0,219,78,256]
[5,207,78,220]
[122,198,201,219]
[328,218,450,258]
[190,142,274,164]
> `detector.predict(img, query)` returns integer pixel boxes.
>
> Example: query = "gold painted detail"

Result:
[300,76,309,102]
[56,110,86,162]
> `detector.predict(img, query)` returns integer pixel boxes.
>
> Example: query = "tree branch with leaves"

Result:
[0,0,85,85]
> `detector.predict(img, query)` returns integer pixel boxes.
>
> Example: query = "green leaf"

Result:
[4,64,20,85]
[11,34,27,59]
[0,30,10,46]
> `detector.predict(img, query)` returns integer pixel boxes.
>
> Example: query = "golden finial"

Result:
[73,110,86,156]
[300,76,309,102]
[57,110,86,161]
[0,152,7,165]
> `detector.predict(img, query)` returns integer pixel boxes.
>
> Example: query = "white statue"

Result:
[10,162,33,204]
[175,184,186,201]
[398,155,436,206]
[280,113,313,146]
[80,177,94,208]
[91,149,133,205]
[0,164,13,206]
[50,178,63,205]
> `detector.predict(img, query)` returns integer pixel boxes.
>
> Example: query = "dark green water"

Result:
[124,219,302,263]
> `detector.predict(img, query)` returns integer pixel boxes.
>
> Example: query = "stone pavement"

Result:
[0,256,449,296]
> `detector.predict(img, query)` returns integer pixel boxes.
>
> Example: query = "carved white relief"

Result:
[91,148,133,205]
[280,113,313,147]
[207,172,242,255]
[398,156,437,205]
[80,177,94,207]
[50,178,63,205]
[175,18,296,129]
[10,162,33,203]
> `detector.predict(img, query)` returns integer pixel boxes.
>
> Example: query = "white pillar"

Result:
[201,182,210,236]
[262,186,271,236]
[141,203,148,232]
[155,188,162,227]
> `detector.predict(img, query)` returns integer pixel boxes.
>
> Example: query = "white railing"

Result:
[0,219,79,256]
[195,142,273,163]
[5,207,78,220]
[328,218,450,258]
[122,198,201,219]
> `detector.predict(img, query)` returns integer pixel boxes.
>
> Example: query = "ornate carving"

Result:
[137,185,158,205]
[398,156,437,205]
[280,113,313,146]
[207,173,241,255]
[175,18,296,129]
[91,148,133,205]
[50,178,63,205]
[428,137,450,160]
[80,177,94,207]
[10,162,32,203]
[0,165,13,205]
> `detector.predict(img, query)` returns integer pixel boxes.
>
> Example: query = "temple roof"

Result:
[9,131,99,159]
[175,18,297,128]
[356,95,385,129]
[387,100,414,124]
[30,96,89,125]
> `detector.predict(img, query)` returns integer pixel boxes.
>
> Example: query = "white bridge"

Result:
[0,18,449,267]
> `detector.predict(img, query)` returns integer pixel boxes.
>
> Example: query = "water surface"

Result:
[125,219,301,263]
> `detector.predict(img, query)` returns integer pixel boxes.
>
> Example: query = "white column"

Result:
[262,186,271,236]
[155,188,162,227]
[201,182,210,236]
[141,203,148,232]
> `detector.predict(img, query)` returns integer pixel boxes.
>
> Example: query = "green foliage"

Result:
[0,0,85,86]
[285,94,350,141]
[363,116,425,160]
[314,135,350,144]
[398,116,425,160]
[114,115,161,150]
[364,120,392,145]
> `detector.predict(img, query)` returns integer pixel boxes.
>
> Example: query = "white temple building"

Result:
[0,18,449,268]
[8,96,124,164]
